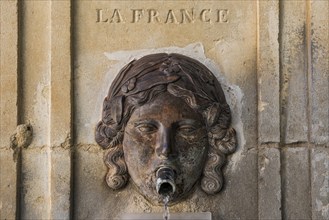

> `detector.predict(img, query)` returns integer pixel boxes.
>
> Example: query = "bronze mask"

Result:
[95,53,237,205]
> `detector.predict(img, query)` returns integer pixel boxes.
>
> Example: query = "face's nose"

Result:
[155,126,175,159]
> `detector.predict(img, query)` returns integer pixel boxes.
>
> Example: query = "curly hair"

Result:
[95,53,237,194]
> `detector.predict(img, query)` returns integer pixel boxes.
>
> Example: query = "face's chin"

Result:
[129,169,167,205]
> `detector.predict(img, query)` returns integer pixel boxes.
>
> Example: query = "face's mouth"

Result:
[138,169,190,206]
[135,162,186,205]
[155,166,176,196]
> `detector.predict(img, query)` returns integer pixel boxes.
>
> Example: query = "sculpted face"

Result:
[123,92,208,205]
[95,53,237,206]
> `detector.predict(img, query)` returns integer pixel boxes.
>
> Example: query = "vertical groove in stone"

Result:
[17,0,24,126]
[0,1,19,219]
[309,0,329,145]
[256,2,260,217]
[278,1,285,219]
[280,0,309,144]
[70,0,76,219]
[306,1,313,217]
[306,0,312,145]
[49,1,72,219]
[16,1,24,218]
[257,0,280,144]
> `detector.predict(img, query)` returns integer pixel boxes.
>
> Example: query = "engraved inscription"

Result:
[148,9,160,23]
[200,9,211,23]
[96,8,230,24]
[218,9,229,23]
[96,9,124,23]
[132,9,144,23]
[165,10,178,24]
[181,9,194,23]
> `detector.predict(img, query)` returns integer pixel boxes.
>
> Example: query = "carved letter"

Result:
[96,9,108,23]
[148,9,160,23]
[218,9,229,23]
[180,9,195,23]
[110,9,123,23]
[132,9,144,23]
[200,9,211,23]
[165,10,178,24]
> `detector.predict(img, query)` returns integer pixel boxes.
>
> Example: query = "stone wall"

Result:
[0,0,328,219]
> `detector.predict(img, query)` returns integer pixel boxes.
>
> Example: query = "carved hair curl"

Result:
[95,53,237,194]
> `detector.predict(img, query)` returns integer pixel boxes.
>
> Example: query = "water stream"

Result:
[163,196,170,220]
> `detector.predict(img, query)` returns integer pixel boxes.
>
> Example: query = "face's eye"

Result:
[135,123,158,134]
[177,124,197,135]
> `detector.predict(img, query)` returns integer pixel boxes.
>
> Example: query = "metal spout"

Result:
[156,167,176,196]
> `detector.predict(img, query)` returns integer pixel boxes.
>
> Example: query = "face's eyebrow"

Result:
[131,119,158,126]
[175,119,204,127]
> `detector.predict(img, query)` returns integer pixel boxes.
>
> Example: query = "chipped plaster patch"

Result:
[10,124,33,161]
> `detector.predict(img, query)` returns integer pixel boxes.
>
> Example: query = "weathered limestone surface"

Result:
[0,149,17,219]
[282,147,311,219]
[50,0,72,148]
[21,148,50,219]
[19,1,52,218]
[310,0,329,145]
[74,1,257,145]
[257,0,280,143]
[49,1,72,219]
[0,0,72,219]
[21,0,51,147]
[280,0,308,144]
[0,1,18,219]
[0,0,328,219]
[74,1,258,219]
[311,148,329,219]
[258,146,281,220]
[50,149,71,219]
[0,0,18,146]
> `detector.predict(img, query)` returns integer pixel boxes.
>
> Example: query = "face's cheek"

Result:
[123,127,157,181]
[175,128,209,187]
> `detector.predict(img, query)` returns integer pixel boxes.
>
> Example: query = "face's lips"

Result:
[151,159,180,175]
[155,165,177,175]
